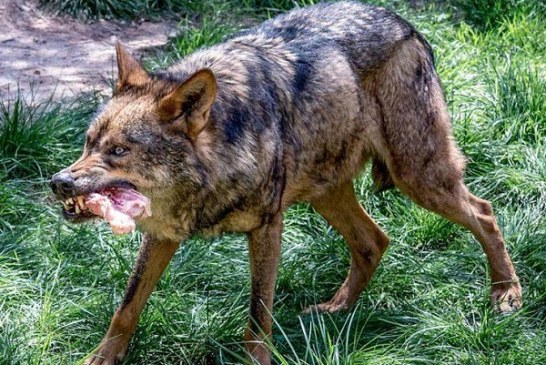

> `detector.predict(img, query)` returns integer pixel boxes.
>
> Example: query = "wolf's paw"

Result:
[303,301,349,314]
[84,339,128,365]
[491,283,522,313]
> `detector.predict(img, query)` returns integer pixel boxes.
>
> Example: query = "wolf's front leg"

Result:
[85,233,179,365]
[244,213,282,365]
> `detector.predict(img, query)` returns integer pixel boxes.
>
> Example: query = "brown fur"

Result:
[49,3,521,364]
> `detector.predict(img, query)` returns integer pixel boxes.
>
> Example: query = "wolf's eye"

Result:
[111,146,126,156]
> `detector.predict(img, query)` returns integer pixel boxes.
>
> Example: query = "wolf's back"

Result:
[253,1,424,75]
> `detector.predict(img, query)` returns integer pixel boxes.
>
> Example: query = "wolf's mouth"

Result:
[60,182,138,221]
[59,183,152,235]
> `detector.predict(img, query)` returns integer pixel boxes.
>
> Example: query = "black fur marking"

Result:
[207,204,239,228]
[194,180,248,229]
[248,281,263,332]
[102,158,115,169]
[223,107,247,144]
[120,242,150,309]
[293,57,313,94]
[277,25,299,42]
[415,60,423,80]
[414,31,436,68]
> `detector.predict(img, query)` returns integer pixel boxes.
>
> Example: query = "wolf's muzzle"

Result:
[50,171,76,198]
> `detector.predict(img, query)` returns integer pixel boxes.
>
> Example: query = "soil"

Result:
[0,0,177,104]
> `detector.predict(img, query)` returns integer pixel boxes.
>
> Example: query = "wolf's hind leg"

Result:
[393,170,522,312]
[374,34,521,312]
[305,181,390,313]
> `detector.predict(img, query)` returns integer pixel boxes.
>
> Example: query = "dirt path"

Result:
[0,0,177,104]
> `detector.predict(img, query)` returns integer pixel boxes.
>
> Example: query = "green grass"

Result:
[38,0,195,20]
[450,0,546,31]
[2,0,546,364]
[37,0,313,20]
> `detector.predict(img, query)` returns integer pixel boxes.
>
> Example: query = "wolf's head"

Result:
[51,43,217,221]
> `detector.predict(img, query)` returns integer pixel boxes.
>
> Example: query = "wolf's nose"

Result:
[50,171,75,197]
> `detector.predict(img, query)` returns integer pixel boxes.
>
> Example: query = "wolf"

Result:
[50,2,522,364]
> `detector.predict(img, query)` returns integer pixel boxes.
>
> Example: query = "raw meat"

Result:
[85,188,151,235]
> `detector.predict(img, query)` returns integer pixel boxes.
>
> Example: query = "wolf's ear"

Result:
[115,42,149,94]
[157,69,217,138]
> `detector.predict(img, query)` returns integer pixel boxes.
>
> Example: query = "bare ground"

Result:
[0,0,177,104]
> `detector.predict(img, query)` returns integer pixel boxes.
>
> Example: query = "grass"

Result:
[2,0,546,364]
[37,0,312,20]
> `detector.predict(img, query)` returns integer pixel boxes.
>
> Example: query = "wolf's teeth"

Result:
[68,198,74,205]
[75,205,81,214]
[62,202,69,210]
[77,196,86,210]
